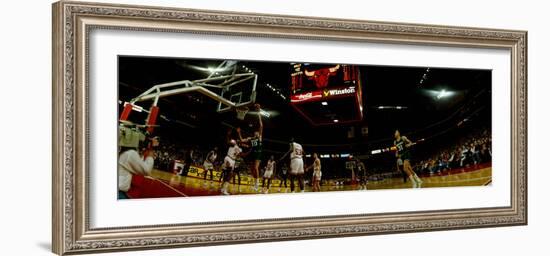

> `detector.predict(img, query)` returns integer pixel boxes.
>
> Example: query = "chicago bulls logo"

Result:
[304,65,340,89]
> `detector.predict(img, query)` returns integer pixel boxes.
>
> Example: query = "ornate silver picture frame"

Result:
[52,1,527,255]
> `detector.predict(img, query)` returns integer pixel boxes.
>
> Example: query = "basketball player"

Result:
[261,155,276,193]
[396,157,408,183]
[394,130,423,188]
[237,103,263,192]
[310,153,322,192]
[220,139,242,195]
[354,157,368,190]
[232,154,245,186]
[280,138,305,193]
[202,147,218,182]
[222,127,240,184]
[278,163,289,192]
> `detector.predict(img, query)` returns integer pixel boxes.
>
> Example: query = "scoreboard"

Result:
[289,63,364,126]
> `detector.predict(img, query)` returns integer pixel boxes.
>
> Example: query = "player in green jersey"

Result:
[237,103,264,192]
[394,129,423,188]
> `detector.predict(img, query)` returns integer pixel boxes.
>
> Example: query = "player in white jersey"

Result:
[280,138,305,192]
[309,153,322,192]
[220,140,242,195]
[261,155,276,194]
[202,147,218,182]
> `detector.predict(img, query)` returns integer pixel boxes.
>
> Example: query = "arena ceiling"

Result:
[118,56,491,154]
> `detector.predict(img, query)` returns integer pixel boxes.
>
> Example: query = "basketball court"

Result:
[117,57,492,199]
[123,163,491,198]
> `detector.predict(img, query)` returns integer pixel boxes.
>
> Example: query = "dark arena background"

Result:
[117,56,492,199]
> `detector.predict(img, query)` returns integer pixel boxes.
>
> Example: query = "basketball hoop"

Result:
[236,107,249,120]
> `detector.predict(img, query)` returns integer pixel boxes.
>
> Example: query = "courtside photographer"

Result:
[118,126,160,199]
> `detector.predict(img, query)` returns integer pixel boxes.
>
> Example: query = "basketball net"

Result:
[236,107,249,120]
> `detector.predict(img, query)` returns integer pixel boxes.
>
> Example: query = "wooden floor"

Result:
[128,165,492,198]
[367,167,492,190]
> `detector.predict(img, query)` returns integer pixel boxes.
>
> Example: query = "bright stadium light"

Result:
[333,119,339,123]
[377,105,407,110]
[436,89,452,99]
[321,101,328,106]
[207,66,230,74]
[259,109,271,118]
[424,88,455,99]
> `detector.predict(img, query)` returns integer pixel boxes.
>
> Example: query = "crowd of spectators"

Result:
[153,143,214,172]
[413,129,491,174]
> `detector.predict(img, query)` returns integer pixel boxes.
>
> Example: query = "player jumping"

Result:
[237,103,263,192]
[394,129,423,188]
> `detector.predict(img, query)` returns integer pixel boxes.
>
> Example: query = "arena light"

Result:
[178,63,214,73]
[321,101,328,106]
[436,89,451,99]
[264,83,287,101]
[377,105,407,110]
[333,119,339,123]
[418,67,431,87]
[371,149,382,155]
[206,66,233,74]
[423,89,455,99]
[259,109,271,118]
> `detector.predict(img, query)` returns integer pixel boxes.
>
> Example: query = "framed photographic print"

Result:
[52,1,527,255]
